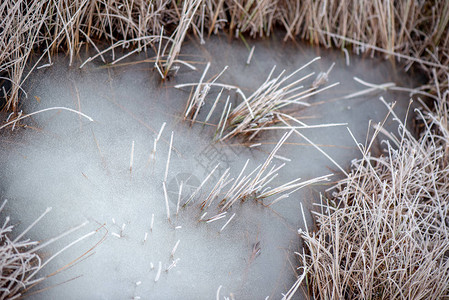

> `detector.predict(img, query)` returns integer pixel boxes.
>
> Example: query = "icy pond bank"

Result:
[0,34,420,299]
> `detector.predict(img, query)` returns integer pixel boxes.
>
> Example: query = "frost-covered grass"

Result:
[1,0,448,112]
[192,131,332,212]
[1,0,449,299]
[174,57,343,142]
[289,91,449,299]
[0,200,100,299]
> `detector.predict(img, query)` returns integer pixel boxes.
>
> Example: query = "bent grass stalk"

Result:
[219,213,236,232]
[163,182,170,222]
[0,107,93,131]
[170,240,180,258]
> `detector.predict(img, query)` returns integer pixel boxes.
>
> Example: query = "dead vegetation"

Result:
[1,0,449,299]
[289,90,449,299]
[1,0,448,112]
[175,57,342,141]
[0,200,103,299]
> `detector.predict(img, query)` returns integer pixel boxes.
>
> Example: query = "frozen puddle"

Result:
[0,35,418,299]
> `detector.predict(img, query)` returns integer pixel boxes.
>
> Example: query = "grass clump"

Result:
[0,200,102,299]
[219,58,338,142]
[292,92,449,299]
[2,0,448,113]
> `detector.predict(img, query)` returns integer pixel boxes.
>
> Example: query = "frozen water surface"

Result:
[0,34,420,299]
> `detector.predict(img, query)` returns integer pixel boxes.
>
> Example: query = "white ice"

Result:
[0,35,418,299]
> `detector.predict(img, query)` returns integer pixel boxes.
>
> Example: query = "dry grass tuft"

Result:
[194,131,331,212]
[175,58,341,141]
[292,91,449,299]
[218,58,338,141]
[0,200,101,299]
[154,0,202,79]
[0,201,46,298]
